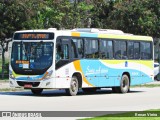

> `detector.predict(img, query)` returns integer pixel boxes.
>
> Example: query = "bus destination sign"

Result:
[14,32,54,40]
[21,34,48,39]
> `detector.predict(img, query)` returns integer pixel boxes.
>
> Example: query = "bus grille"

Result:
[17,81,40,87]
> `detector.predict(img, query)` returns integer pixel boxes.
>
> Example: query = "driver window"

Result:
[56,44,62,61]
[63,44,69,59]
[56,44,69,61]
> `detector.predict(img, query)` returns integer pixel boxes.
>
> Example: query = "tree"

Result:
[106,0,158,36]
[0,0,32,79]
[90,0,114,28]
[46,0,93,29]
[0,0,16,79]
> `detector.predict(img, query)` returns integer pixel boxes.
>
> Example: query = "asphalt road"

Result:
[0,87,160,113]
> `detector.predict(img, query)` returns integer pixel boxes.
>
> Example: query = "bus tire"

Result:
[118,74,130,93]
[31,88,43,95]
[65,76,79,96]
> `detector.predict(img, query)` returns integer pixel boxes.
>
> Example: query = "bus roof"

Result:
[71,28,153,41]
[14,28,153,41]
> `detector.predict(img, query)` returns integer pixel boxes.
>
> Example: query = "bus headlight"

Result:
[39,70,53,80]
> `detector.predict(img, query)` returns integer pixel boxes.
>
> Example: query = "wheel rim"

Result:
[71,79,77,92]
[122,77,129,91]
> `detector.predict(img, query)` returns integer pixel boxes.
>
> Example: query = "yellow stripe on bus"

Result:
[101,60,153,69]
[98,34,152,41]
[73,60,94,87]
[71,32,152,41]
[71,32,80,37]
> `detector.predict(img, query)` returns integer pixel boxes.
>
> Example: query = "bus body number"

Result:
[131,72,139,76]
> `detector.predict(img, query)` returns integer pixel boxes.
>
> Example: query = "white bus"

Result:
[9,28,154,95]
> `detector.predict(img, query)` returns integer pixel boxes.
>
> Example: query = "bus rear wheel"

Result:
[31,88,43,95]
[65,76,79,96]
[112,74,130,93]
[119,74,130,93]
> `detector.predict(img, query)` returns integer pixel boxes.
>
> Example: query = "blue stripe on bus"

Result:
[80,33,98,38]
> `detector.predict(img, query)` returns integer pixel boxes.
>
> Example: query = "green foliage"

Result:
[90,0,114,28]
[1,0,159,37]
[106,0,159,37]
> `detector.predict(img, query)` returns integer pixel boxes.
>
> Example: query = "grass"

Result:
[0,78,9,81]
[0,88,24,92]
[131,84,160,88]
[81,109,160,120]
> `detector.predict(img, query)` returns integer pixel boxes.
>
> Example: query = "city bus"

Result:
[9,28,154,96]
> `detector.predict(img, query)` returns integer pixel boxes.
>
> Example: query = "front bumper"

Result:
[9,78,54,89]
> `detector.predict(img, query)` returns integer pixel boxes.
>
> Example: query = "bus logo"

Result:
[125,61,128,67]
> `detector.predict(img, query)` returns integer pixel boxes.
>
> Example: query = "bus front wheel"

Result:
[31,88,43,95]
[65,76,79,96]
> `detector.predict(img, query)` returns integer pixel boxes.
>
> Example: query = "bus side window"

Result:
[100,39,113,59]
[134,42,140,59]
[141,42,151,60]
[128,41,134,59]
[114,40,127,59]
[84,39,98,58]
[114,41,121,59]
[71,38,84,59]
[121,41,127,59]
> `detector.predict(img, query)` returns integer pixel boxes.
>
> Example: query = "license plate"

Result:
[24,84,32,88]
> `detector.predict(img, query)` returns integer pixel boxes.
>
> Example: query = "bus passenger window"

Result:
[71,38,84,58]
[114,40,127,59]
[128,42,134,59]
[141,42,151,60]
[85,39,98,58]
[121,41,127,59]
[134,42,140,59]
[100,40,113,59]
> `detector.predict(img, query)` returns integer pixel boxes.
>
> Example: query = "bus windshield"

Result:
[11,42,53,75]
